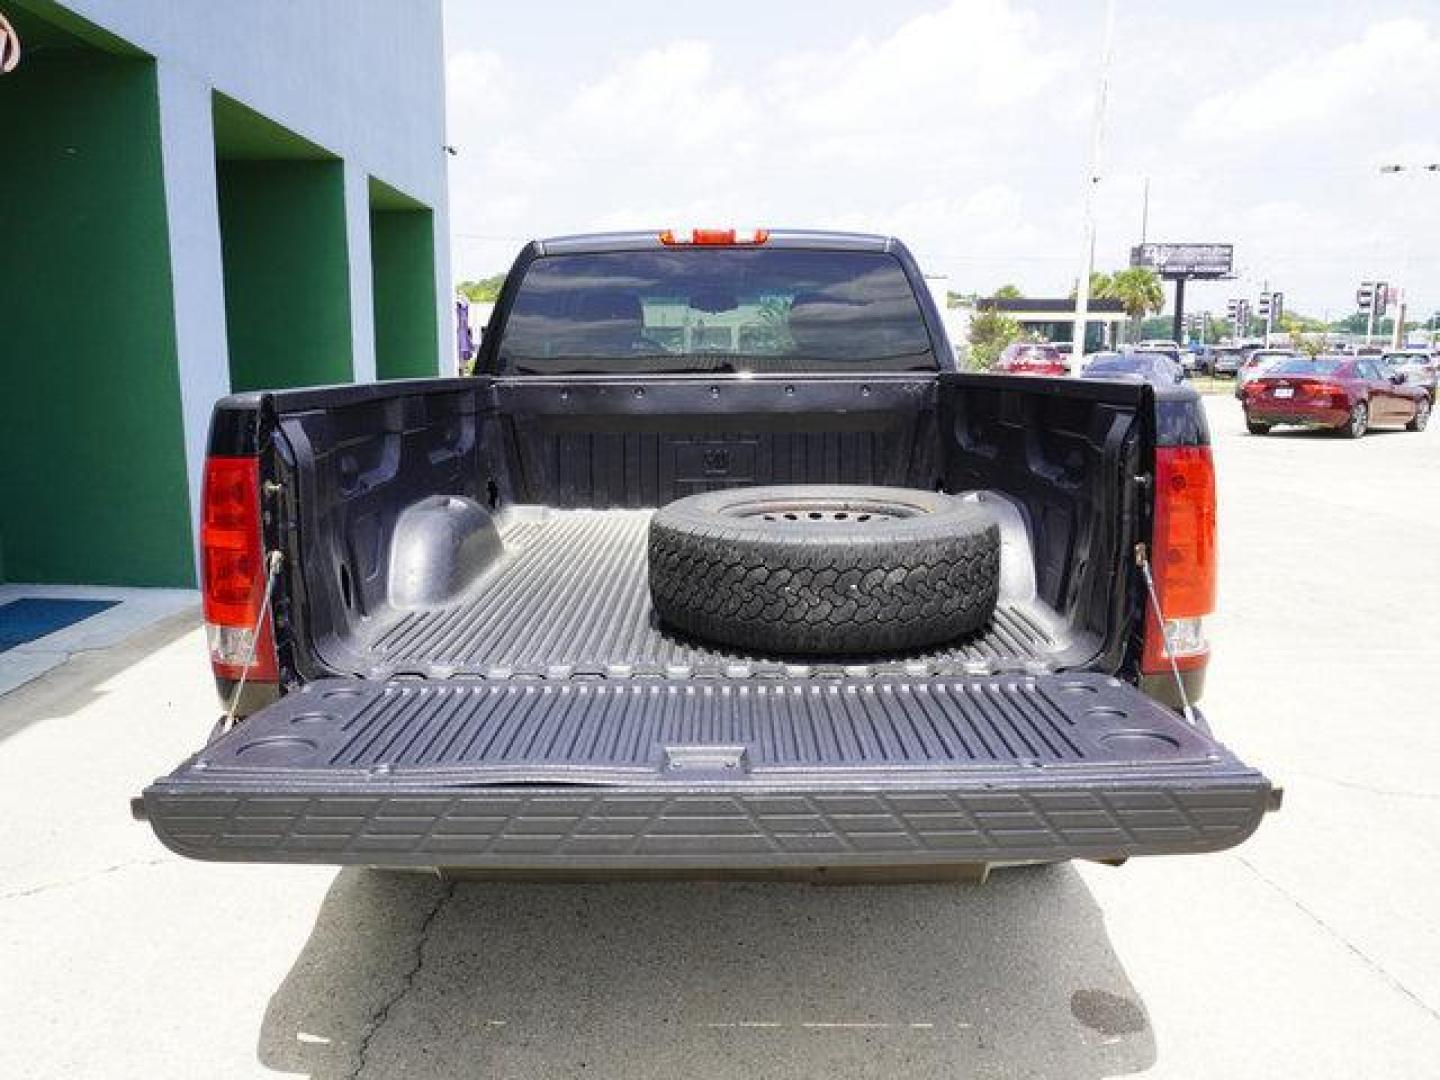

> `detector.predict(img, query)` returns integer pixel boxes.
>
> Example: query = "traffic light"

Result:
[1357,282,1380,314]
[1225,299,1250,333]
[1257,292,1284,324]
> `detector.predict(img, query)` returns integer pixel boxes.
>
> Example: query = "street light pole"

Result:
[1378,163,1439,348]
[1070,0,1118,372]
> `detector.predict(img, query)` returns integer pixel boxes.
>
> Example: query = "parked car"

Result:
[1209,346,1247,377]
[132,228,1275,876]
[1234,349,1297,398]
[1242,355,1431,437]
[1134,343,1190,372]
[1187,344,1214,373]
[993,342,1068,376]
[1379,350,1438,402]
[1138,338,1182,352]
[1081,351,1185,385]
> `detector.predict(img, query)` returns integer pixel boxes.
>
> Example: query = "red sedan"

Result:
[993,342,1068,376]
[1242,356,1432,438]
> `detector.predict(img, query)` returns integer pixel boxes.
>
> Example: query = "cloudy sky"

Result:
[443,0,1440,322]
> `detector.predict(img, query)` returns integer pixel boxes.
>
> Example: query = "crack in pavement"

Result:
[1290,770,1440,801]
[1235,854,1440,1025]
[0,856,175,902]
[349,881,456,1080]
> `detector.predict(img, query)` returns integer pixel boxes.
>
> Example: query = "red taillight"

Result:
[1143,445,1216,675]
[201,456,277,682]
[658,227,769,246]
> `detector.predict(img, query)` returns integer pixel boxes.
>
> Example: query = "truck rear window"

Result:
[496,249,936,375]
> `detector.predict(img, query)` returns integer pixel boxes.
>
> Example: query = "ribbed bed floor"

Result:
[359,509,1070,681]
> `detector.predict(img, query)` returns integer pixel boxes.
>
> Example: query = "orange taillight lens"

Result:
[1143,445,1216,674]
[201,456,277,681]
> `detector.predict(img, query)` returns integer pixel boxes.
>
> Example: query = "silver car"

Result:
[1210,346,1247,377]
[1379,351,1438,401]
[1235,349,1298,398]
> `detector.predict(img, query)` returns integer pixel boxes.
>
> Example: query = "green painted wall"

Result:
[217,160,354,391]
[213,94,331,161]
[0,53,195,587]
[371,206,440,379]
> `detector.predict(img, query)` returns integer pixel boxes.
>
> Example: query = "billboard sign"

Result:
[1130,243,1234,278]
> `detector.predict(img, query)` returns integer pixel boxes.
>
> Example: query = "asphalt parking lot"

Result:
[2,394,1438,1079]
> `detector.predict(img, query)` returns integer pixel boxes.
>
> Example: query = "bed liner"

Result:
[324,506,1091,682]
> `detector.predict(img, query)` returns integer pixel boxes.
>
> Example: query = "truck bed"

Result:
[140,240,1278,873]
[337,508,1085,681]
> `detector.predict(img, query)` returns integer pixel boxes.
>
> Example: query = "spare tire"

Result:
[648,485,1000,655]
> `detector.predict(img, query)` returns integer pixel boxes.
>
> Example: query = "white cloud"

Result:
[1184,19,1440,144]
[566,41,754,149]
[771,0,1068,133]
[445,2,1440,316]
[446,48,508,119]
[446,1,1076,285]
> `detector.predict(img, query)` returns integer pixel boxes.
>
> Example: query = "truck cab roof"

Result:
[534,229,898,255]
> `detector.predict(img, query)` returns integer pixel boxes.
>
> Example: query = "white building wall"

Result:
[343,162,379,385]
[59,0,451,569]
[62,0,448,217]
[153,61,231,561]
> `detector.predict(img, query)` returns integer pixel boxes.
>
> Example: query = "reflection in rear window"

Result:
[497,249,936,375]
[1085,357,1143,374]
[1269,359,1343,376]
[1005,345,1060,362]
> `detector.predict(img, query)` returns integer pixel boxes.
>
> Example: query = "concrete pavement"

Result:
[2,395,1438,1078]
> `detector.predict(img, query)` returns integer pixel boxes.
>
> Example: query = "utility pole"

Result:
[1378,163,1439,347]
[1140,177,1150,244]
[1170,278,1186,345]
[1070,0,1118,373]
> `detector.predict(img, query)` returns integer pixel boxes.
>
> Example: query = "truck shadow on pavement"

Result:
[0,609,197,748]
[258,863,1155,1079]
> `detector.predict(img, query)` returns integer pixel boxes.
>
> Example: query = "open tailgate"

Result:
[141,674,1273,869]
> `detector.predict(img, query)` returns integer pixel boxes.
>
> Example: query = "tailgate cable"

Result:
[1134,542,1198,727]
[221,549,284,733]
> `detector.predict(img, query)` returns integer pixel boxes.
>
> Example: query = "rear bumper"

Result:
[1245,403,1348,426]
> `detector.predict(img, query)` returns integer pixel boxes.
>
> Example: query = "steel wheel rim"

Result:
[745,500,917,524]
[724,494,936,525]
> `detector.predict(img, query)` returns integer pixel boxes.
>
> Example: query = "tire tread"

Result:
[648,486,1001,655]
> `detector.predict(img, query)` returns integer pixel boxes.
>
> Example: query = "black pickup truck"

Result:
[138,229,1275,876]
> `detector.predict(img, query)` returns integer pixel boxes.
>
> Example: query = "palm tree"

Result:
[1070,271,1115,300]
[1107,267,1164,343]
